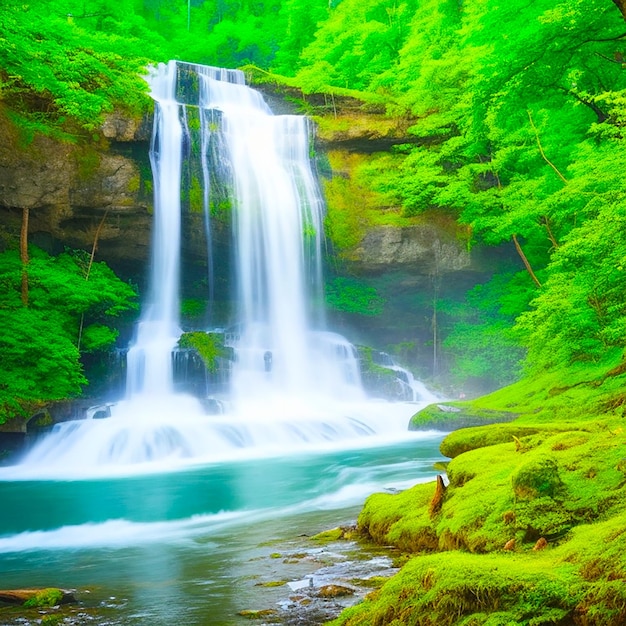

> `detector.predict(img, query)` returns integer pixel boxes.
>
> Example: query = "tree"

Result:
[0,246,138,422]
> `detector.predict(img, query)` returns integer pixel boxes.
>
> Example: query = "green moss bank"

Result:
[328,352,626,626]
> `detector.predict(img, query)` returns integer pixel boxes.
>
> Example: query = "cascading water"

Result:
[0,67,446,617]
[9,61,437,476]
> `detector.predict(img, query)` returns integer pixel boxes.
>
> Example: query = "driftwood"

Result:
[0,588,76,606]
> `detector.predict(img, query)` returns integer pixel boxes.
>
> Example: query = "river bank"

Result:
[327,352,626,625]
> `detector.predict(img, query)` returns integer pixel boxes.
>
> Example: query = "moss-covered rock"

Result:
[327,551,579,626]
[177,331,226,373]
[439,423,543,458]
[511,454,563,499]
[0,587,75,607]
[409,402,518,431]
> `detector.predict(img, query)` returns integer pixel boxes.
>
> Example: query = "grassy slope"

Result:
[327,350,626,625]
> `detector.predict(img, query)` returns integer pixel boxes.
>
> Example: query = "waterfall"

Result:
[9,61,435,474]
[128,60,361,406]
[126,61,183,397]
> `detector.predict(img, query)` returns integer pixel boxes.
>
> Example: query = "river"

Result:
[0,429,444,625]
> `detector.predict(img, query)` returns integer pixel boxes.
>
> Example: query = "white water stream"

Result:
[7,61,438,477]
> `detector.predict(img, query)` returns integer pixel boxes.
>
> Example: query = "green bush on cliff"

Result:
[178,331,225,373]
[325,277,385,317]
[0,1,161,138]
[0,245,137,423]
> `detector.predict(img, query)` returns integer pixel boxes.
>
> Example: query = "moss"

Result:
[409,402,518,432]
[75,147,101,181]
[30,410,53,428]
[511,455,563,500]
[328,552,579,626]
[310,527,345,542]
[358,482,438,553]
[238,608,280,621]
[127,174,140,193]
[177,331,225,373]
[333,358,626,626]
[188,174,203,213]
[439,424,544,458]
[23,588,64,608]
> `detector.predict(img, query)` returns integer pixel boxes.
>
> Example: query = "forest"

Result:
[0,0,625,414]
[2,2,626,625]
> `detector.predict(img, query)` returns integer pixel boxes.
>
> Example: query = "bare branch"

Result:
[527,111,568,184]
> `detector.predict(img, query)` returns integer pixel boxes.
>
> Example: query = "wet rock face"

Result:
[0,117,74,210]
[0,102,473,295]
[101,111,151,143]
[352,224,471,274]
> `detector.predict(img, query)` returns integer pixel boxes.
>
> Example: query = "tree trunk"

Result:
[20,207,29,306]
[512,234,542,289]
[77,209,109,351]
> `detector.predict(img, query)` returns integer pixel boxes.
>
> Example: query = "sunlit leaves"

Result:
[0,1,159,135]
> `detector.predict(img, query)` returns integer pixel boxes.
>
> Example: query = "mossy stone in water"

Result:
[22,588,64,608]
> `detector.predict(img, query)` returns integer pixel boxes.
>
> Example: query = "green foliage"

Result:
[294,0,420,93]
[517,189,626,370]
[325,277,384,317]
[442,272,530,387]
[0,0,162,137]
[0,246,137,422]
[180,298,206,320]
[289,0,626,379]
[178,331,225,373]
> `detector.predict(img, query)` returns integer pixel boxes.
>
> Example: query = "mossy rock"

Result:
[0,588,74,607]
[310,527,346,543]
[327,551,579,626]
[177,331,226,372]
[317,584,355,598]
[440,424,543,458]
[358,482,438,553]
[255,580,287,588]
[511,454,563,500]
[238,608,281,621]
[408,402,518,431]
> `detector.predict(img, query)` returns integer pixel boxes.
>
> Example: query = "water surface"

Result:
[0,433,444,625]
